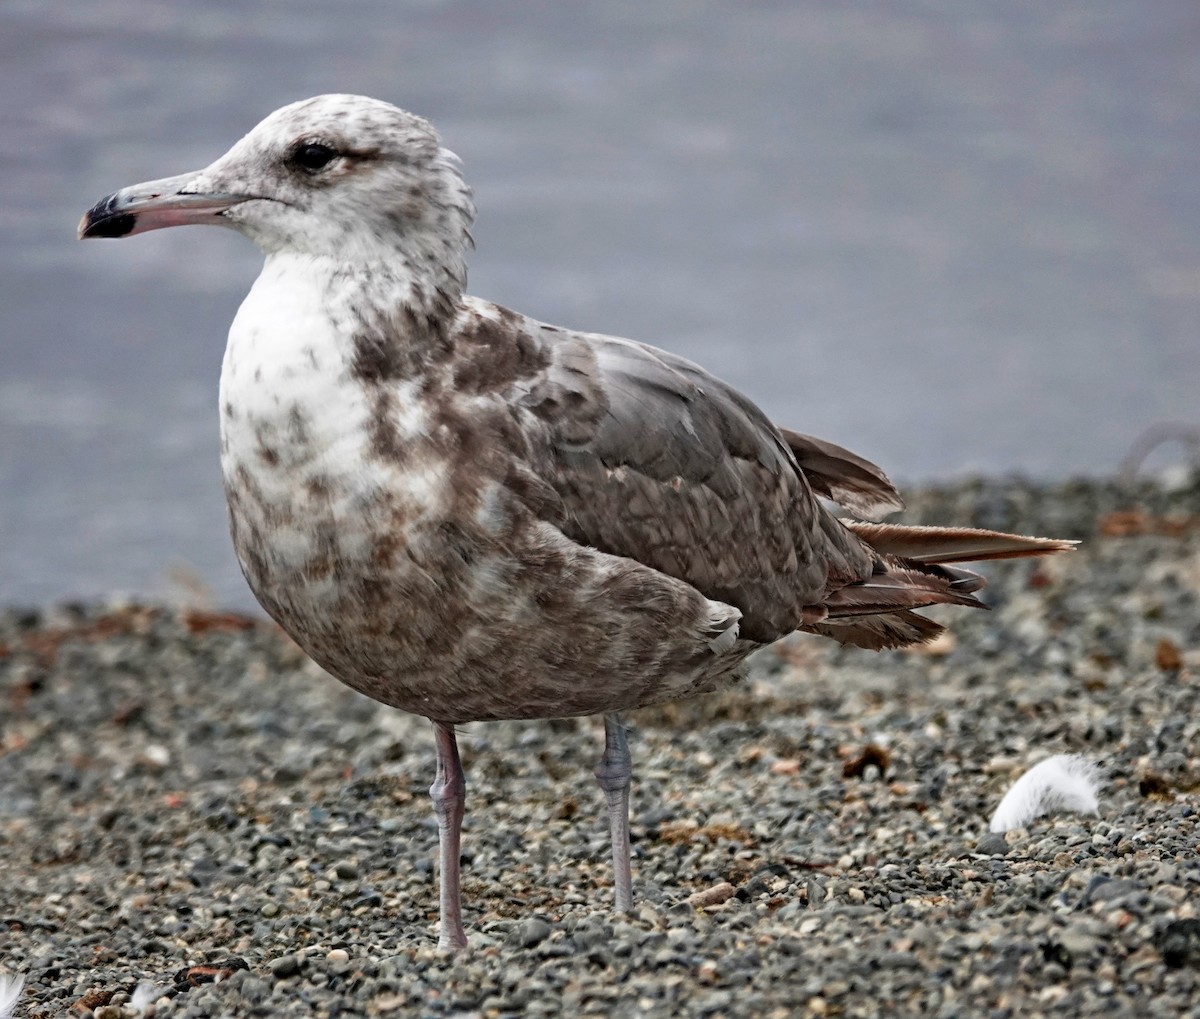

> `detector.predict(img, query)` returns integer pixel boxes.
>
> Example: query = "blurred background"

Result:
[2,1,1198,609]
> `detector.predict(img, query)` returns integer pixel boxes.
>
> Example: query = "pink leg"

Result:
[430,721,468,950]
[594,712,634,914]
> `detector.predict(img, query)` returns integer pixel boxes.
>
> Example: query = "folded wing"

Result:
[495,311,870,642]
[455,300,1074,651]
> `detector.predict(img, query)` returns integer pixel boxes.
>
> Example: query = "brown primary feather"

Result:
[821,558,987,617]
[806,522,1077,651]
[842,522,1078,564]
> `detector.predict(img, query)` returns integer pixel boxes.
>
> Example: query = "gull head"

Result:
[79,94,475,268]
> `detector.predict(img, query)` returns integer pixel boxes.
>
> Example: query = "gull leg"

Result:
[430,721,468,950]
[594,712,633,914]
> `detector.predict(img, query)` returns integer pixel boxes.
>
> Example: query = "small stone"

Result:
[270,953,301,979]
[687,882,736,908]
[1156,638,1183,672]
[665,925,693,946]
[1085,877,1144,904]
[977,833,1010,857]
[518,917,552,947]
[806,879,827,906]
[334,860,359,880]
[1056,930,1100,961]
[636,903,662,925]
[1157,919,1200,968]
[700,990,734,1012]
[326,948,350,965]
[141,743,171,768]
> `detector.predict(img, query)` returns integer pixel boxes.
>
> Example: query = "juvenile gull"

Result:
[79,94,1073,950]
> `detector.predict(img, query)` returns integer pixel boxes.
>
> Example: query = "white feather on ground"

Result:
[989,754,1103,833]
[131,983,162,1015]
[0,972,24,1019]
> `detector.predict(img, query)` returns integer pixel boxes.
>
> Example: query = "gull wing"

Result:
[449,300,1074,651]
[461,303,873,642]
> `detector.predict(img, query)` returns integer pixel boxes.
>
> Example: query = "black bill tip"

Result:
[79,210,137,239]
[78,191,139,239]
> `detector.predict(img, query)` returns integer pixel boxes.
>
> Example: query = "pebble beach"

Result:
[2,475,1199,1018]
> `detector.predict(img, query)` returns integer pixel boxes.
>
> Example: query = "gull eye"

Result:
[291,142,339,172]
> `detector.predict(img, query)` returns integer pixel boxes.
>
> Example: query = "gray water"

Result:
[2,1,1198,609]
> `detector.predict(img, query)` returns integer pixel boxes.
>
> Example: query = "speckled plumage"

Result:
[80,95,1073,947]
[221,272,751,723]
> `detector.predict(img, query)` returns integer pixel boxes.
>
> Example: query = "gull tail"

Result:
[805,523,1077,651]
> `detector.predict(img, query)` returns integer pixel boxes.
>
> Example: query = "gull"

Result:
[80,94,1073,950]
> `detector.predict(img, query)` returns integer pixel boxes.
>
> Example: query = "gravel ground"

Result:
[2,476,1199,1018]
